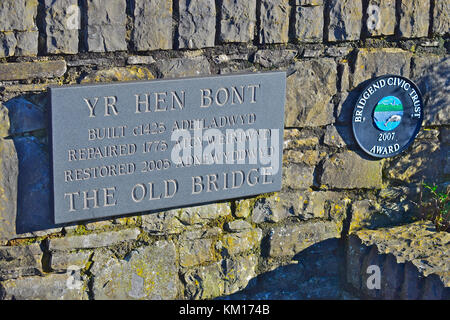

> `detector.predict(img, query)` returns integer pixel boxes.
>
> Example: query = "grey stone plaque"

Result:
[50,72,286,224]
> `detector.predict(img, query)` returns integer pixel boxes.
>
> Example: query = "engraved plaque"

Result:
[50,72,286,223]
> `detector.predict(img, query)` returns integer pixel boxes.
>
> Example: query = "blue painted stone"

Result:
[13,136,58,234]
[4,97,46,135]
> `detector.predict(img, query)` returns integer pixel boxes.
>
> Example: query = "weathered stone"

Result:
[14,30,38,56]
[413,57,450,126]
[0,32,16,57]
[327,0,363,41]
[268,220,341,257]
[284,149,319,166]
[282,163,315,190]
[0,0,38,32]
[283,129,320,148]
[295,5,323,42]
[0,273,88,300]
[0,243,42,280]
[352,48,412,89]
[252,193,298,223]
[259,0,290,44]
[91,241,178,299]
[133,0,172,51]
[184,255,257,299]
[433,0,450,36]
[222,228,262,255]
[178,0,216,49]
[297,0,323,4]
[349,199,401,233]
[0,139,17,243]
[323,125,355,148]
[50,250,92,272]
[179,238,215,267]
[325,46,352,57]
[320,151,383,189]
[349,221,450,297]
[365,0,396,36]
[0,60,66,81]
[141,211,185,235]
[80,66,155,83]
[234,199,251,219]
[0,104,9,138]
[43,0,79,54]
[300,191,349,221]
[156,56,211,79]
[385,139,445,184]
[48,228,140,251]
[4,97,45,135]
[253,49,297,68]
[224,220,252,232]
[85,0,127,52]
[169,202,231,226]
[285,59,337,127]
[397,0,430,38]
[220,0,256,43]
[127,55,156,65]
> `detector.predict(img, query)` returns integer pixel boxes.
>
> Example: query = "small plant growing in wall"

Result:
[418,182,449,232]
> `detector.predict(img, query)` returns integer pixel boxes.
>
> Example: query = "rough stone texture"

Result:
[347,222,450,299]
[50,250,92,272]
[0,104,9,138]
[179,238,215,267]
[91,241,178,299]
[352,48,412,88]
[433,0,450,36]
[221,228,262,255]
[4,97,45,135]
[295,5,323,42]
[0,31,38,57]
[80,66,155,83]
[0,32,16,57]
[328,0,363,41]
[385,139,445,184]
[155,56,211,78]
[413,57,449,126]
[44,0,79,54]
[285,59,337,127]
[324,125,355,148]
[220,0,256,43]
[282,163,315,190]
[133,0,172,51]
[0,243,42,280]
[0,0,38,32]
[397,0,430,38]
[268,220,341,257]
[259,0,290,44]
[184,255,257,299]
[0,60,67,81]
[365,0,396,36]
[178,0,216,49]
[0,139,18,242]
[0,273,88,300]
[85,0,127,52]
[253,49,297,68]
[48,228,140,251]
[320,151,383,189]
[142,202,230,235]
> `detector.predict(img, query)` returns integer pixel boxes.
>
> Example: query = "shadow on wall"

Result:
[217,238,349,300]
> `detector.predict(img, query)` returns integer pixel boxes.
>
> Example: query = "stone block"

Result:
[397,0,430,38]
[259,0,290,44]
[133,0,172,51]
[91,241,178,299]
[220,0,256,43]
[295,5,323,42]
[433,0,450,36]
[221,228,262,255]
[268,221,341,257]
[365,0,396,36]
[0,60,67,81]
[285,59,337,127]
[50,250,92,271]
[0,244,42,280]
[282,163,315,190]
[352,48,411,88]
[0,0,38,32]
[327,0,363,41]
[178,0,216,49]
[85,0,127,52]
[48,228,140,251]
[253,49,297,68]
[179,238,215,267]
[320,151,383,189]
[155,56,211,78]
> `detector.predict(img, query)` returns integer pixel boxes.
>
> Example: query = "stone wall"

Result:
[0,0,448,300]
